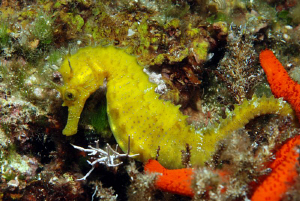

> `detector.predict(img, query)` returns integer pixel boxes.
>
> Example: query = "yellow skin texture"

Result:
[58,46,294,169]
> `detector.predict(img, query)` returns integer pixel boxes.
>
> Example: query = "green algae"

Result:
[136,18,151,54]
[61,13,84,32]
[154,54,165,65]
[253,83,273,98]
[0,23,9,47]
[0,129,31,182]
[191,40,209,62]
[164,18,181,29]
[89,101,111,137]
[46,49,64,66]
[207,12,228,24]
[277,10,292,25]
[32,14,54,45]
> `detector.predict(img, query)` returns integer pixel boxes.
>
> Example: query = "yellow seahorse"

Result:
[58,46,294,169]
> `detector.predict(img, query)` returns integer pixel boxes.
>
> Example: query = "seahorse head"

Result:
[58,48,107,136]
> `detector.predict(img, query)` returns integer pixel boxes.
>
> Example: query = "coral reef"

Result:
[1,0,300,200]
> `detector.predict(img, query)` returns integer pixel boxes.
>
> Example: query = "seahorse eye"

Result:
[64,89,77,101]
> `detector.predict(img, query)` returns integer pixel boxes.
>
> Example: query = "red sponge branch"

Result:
[260,49,300,119]
[251,135,300,201]
[144,159,194,197]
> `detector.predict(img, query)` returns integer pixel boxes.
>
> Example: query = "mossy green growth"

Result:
[90,102,111,137]
[52,0,69,7]
[161,1,190,19]
[0,123,11,135]
[253,83,273,98]
[61,13,85,32]
[164,18,181,29]
[290,3,300,24]
[84,10,112,41]
[82,99,112,138]
[0,131,31,182]
[137,19,150,51]
[32,14,53,45]
[1,151,32,181]
[167,47,189,62]
[53,1,62,8]
[0,63,9,83]
[13,67,28,97]
[207,12,228,24]
[73,15,85,31]
[154,54,165,65]
[76,0,92,7]
[92,7,101,16]
[47,49,64,66]
[191,40,209,62]
[20,9,37,19]
[0,23,9,47]
[1,168,16,181]
[277,10,292,24]
[185,23,200,37]
[0,61,34,97]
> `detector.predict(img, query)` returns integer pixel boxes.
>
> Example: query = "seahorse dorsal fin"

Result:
[68,59,74,78]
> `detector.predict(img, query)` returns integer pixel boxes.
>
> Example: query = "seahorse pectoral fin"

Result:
[62,101,85,136]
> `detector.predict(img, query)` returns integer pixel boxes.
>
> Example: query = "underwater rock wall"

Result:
[1,0,300,200]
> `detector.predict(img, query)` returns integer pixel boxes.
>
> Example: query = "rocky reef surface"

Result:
[1,0,300,200]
